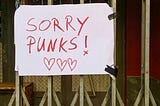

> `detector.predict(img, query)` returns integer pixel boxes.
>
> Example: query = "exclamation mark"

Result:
[83,35,88,56]
[85,35,88,48]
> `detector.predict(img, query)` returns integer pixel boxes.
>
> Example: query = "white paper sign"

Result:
[14,3,114,76]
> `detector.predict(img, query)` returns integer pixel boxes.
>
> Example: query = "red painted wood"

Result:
[126,0,160,80]
[150,0,160,80]
[126,0,141,76]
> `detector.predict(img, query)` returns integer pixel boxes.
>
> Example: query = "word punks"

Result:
[27,35,88,54]
[26,15,89,36]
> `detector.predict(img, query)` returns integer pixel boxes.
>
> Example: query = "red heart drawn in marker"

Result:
[68,58,77,71]
[56,58,67,71]
[43,57,55,71]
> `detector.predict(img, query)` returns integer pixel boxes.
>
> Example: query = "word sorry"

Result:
[26,15,89,36]
[43,57,77,71]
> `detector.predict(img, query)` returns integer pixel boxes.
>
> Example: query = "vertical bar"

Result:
[48,0,53,5]
[47,1,53,106]
[141,0,145,105]
[113,0,116,64]
[141,0,145,85]
[80,0,84,4]
[79,0,84,105]
[41,0,44,5]
[112,0,116,106]
[144,0,150,105]
[15,72,22,106]
[80,76,84,106]
[15,1,21,105]
[111,79,116,106]
[48,76,53,106]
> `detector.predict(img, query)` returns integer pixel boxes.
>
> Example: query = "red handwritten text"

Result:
[26,15,89,36]
[26,15,89,73]
[27,36,79,53]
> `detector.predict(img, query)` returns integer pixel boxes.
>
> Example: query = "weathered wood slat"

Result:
[0,82,33,90]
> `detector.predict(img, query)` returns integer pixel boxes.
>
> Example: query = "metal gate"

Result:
[8,0,124,106]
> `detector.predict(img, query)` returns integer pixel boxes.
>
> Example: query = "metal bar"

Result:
[134,88,143,106]
[8,91,16,106]
[80,76,84,106]
[79,0,84,105]
[88,76,96,96]
[112,0,117,105]
[141,0,145,105]
[15,1,21,105]
[71,91,79,106]
[149,89,157,106]
[53,88,61,106]
[84,89,93,106]
[21,87,30,106]
[39,89,48,106]
[111,79,116,106]
[101,86,111,106]
[141,0,145,85]
[48,0,53,5]
[80,0,84,4]
[144,0,150,105]
[139,0,146,105]
[113,0,116,63]
[15,72,22,106]
[47,1,53,106]
[41,0,44,5]
[20,0,25,5]
[48,76,53,106]
[116,89,124,106]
